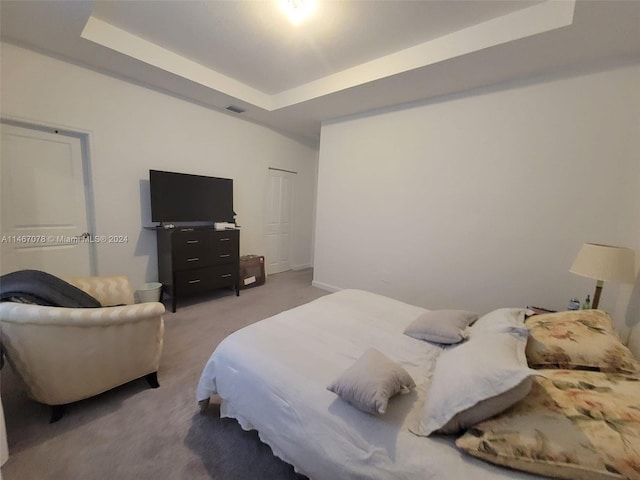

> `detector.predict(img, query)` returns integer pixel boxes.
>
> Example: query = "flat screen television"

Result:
[149,170,234,223]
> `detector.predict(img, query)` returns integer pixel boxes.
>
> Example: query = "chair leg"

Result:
[50,405,66,423]
[145,372,160,388]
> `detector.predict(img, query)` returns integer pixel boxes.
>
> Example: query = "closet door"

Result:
[265,168,295,275]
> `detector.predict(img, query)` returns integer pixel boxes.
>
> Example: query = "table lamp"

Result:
[570,243,636,309]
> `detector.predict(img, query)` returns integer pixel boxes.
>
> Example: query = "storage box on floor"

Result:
[239,255,265,289]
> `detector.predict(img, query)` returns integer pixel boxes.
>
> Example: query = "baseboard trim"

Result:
[311,280,341,293]
[291,263,312,271]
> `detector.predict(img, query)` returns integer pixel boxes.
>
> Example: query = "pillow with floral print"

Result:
[456,369,640,480]
[524,310,638,374]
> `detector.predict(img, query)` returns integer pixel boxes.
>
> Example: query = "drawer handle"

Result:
[186,240,199,244]
[188,279,201,284]
[221,274,232,278]
[181,228,194,232]
[220,238,231,242]
[187,257,200,262]
[219,254,230,258]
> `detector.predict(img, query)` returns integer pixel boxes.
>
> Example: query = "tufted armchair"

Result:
[0,275,165,422]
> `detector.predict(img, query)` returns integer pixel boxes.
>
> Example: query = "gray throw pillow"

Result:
[327,348,415,415]
[403,309,478,344]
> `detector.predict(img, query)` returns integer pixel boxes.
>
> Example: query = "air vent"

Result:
[225,105,246,114]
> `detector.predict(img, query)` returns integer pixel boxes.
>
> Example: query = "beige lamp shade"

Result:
[570,243,635,283]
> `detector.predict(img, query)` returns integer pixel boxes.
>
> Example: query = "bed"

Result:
[196,289,640,480]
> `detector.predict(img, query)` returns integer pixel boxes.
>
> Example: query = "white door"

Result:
[1,123,93,277]
[265,168,295,274]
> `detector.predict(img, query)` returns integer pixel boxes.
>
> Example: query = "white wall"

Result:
[1,42,318,288]
[314,64,640,337]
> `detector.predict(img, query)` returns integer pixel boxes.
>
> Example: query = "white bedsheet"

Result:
[196,289,543,480]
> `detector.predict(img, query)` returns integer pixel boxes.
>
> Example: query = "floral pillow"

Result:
[456,369,640,480]
[525,310,638,374]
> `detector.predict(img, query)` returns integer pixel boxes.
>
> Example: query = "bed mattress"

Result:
[196,289,543,480]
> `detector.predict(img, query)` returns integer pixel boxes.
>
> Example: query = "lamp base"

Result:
[592,280,604,309]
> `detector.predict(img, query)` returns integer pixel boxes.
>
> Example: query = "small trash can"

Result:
[137,282,162,303]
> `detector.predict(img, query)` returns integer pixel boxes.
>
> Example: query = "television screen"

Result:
[150,170,234,223]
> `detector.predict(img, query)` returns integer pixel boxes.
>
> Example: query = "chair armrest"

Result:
[63,275,135,306]
[0,302,165,327]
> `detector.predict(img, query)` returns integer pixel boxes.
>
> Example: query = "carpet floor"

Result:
[1,269,328,480]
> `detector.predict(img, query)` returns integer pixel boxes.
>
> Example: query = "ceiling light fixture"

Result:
[279,0,316,25]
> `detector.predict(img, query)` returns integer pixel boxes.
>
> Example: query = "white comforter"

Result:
[196,289,542,480]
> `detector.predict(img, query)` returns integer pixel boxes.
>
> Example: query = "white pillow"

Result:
[403,309,478,344]
[327,348,415,415]
[468,307,528,337]
[411,331,540,436]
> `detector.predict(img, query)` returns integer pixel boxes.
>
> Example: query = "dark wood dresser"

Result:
[155,227,239,312]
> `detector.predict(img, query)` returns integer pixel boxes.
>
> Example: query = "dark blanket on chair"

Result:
[0,270,101,307]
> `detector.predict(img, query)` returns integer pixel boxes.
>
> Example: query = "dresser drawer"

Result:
[211,231,239,262]
[172,231,212,266]
[172,247,217,270]
[172,230,214,251]
[175,265,237,295]
[211,246,237,264]
[172,230,238,267]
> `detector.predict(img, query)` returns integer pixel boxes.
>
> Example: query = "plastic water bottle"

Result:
[568,298,580,311]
